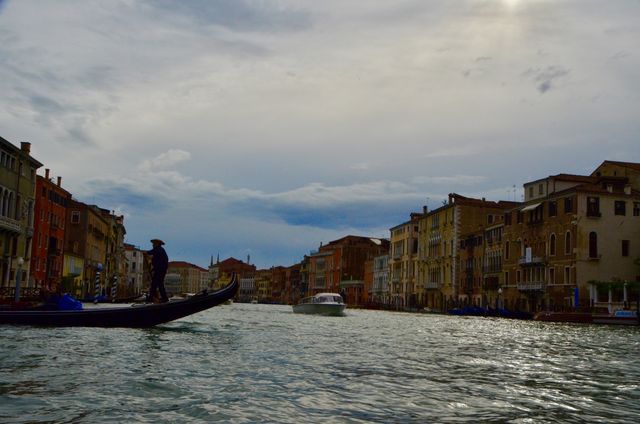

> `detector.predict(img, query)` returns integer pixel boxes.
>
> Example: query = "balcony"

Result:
[425,281,441,290]
[518,256,546,266]
[517,281,545,291]
[0,216,21,233]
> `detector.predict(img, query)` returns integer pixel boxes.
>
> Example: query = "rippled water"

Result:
[1,304,639,423]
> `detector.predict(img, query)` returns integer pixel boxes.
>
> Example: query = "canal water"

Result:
[1,303,638,423]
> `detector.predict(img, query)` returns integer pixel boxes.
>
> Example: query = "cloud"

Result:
[1,0,639,268]
[138,149,192,171]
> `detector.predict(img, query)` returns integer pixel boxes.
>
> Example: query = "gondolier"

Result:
[146,238,169,303]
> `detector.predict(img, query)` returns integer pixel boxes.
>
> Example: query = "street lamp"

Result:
[497,287,503,309]
[14,257,24,303]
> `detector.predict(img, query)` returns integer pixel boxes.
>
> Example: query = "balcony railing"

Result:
[517,281,545,291]
[425,281,441,289]
[518,256,546,266]
[0,216,21,233]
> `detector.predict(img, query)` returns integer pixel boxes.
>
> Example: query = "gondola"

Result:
[0,274,237,328]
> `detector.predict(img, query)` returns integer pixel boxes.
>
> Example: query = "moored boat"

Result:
[0,274,238,328]
[293,293,346,316]
[534,309,639,325]
[533,311,593,324]
[592,309,639,326]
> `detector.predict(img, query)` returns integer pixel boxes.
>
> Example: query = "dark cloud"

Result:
[230,195,422,231]
[149,0,311,32]
[522,66,570,94]
[66,126,94,146]
[29,95,64,113]
[82,181,166,212]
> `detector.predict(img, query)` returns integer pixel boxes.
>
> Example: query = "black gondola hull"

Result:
[0,275,237,328]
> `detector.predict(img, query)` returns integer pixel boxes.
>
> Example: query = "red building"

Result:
[30,169,71,291]
[307,235,390,306]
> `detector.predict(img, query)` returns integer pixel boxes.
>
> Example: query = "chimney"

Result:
[45,168,50,179]
[57,176,62,187]
[423,205,428,214]
[20,142,31,154]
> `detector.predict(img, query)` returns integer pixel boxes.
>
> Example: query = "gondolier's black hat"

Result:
[150,239,165,245]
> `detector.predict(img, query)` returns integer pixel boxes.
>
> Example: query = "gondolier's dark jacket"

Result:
[146,246,169,274]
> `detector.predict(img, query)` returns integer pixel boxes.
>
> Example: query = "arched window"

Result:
[589,232,598,258]
[565,231,572,255]
[549,234,556,256]
[505,241,510,260]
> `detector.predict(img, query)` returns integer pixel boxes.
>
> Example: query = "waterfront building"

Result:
[371,254,389,306]
[212,256,256,300]
[418,194,517,312]
[31,169,70,291]
[239,275,256,302]
[270,266,287,303]
[0,138,42,299]
[255,269,272,302]
[388,213,422,309]
[483,221,506,309]
[418,200,455,312]
[458,228,485,307]
[167,261,209,294]
[592,160,640,189]
[283,263,301,305]
[123,243,145,296]
[164,272,181,297]
[61,253,84,298]
[307,235,389,306]
[502,171,640,313]
[99,209,126,298]
[65,200,110,297]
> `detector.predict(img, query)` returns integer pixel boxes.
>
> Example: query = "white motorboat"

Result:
[292,293,346,316]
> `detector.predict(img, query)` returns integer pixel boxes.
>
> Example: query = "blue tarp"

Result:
[57,294,83,311]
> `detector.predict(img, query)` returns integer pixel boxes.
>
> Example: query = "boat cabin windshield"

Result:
[316,295,343,303]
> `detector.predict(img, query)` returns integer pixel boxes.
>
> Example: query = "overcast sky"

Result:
[1,0,638,269]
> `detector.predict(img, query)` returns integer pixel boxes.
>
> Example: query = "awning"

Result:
[521,202,542,212]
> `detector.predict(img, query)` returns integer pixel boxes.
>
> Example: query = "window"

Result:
[549,234,556,256]
[589,232,598,258]
[634,202,640,217]
[565,231,572,255]
[549,267,555,285]
[564,197,573,213]
[505,241,510,260]
[71,211,80,224]
[622,240,630,257]
[548,201,557,217]
[505,212,512,225]
[517,211,523,224]
[538,184,543,195]
[614,201,626,216]
[564,267,571,285]
[504,271,509,285]
[528,186,534,198]
[487,214,494,224]
[516,270,521,283]
[587,196,600,217]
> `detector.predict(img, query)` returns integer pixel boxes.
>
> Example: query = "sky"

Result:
[1,0,638,269]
